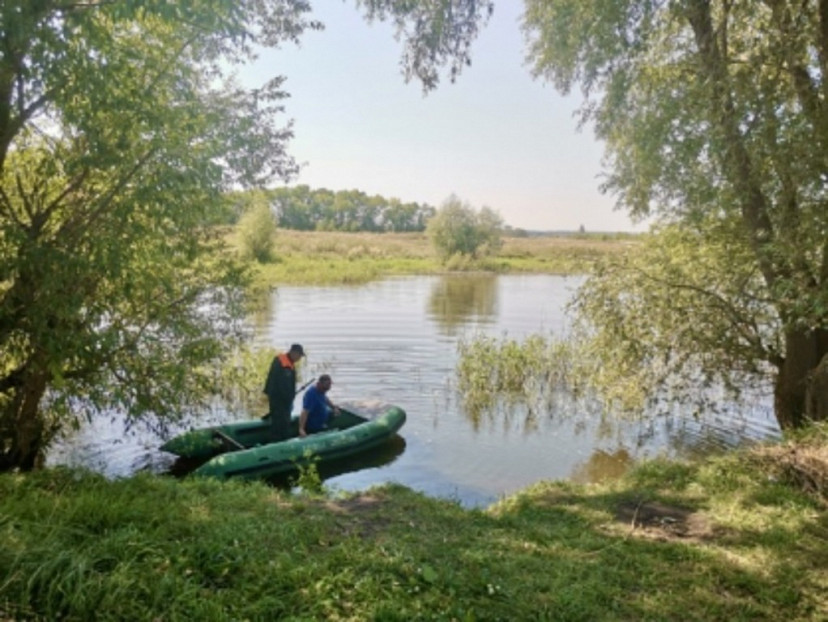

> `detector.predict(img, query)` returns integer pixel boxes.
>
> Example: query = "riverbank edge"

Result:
[2,425,825,620]
[237,229,641,287]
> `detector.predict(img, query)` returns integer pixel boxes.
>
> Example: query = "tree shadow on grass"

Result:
[321,481,824,621]
[2,463,824,621]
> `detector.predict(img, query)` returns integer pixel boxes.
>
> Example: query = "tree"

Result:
[361,0,827,428]
[0,1,317,470]
[237,192,278,263]
[426,195,503,261]
[265,186,436,232]
[570,221,783,413]
[517,0,828,430]
[354,0,495,91]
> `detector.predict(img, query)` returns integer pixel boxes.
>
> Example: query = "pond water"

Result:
[48,274,781,507]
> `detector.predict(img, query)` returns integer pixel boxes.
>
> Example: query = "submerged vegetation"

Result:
[455,329,661,429]
[456,334,587,425]
[1,426,826,620]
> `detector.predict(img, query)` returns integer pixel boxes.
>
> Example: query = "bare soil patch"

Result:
[325,493,394,539]
[614,500,715,542]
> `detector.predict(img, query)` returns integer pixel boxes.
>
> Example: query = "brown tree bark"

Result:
[774,327,828,428]
[0,369,48,471]
[804,340,828,424]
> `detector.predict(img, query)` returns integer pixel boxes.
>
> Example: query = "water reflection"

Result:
[458,382,606,437]
[167,434,407,486]
[427,274,498,335]
[570,448,635,483]
[460,398,548,435]
[47,275,782,509]
[246,286,278,334]
[267,434,407,490]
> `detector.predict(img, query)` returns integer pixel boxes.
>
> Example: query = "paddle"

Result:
[261,377,316,420]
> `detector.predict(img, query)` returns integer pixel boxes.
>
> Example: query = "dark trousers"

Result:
[268,403,291,441]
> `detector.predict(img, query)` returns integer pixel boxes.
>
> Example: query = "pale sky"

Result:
[240,2,646,232]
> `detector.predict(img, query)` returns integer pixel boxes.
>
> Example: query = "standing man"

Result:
[299,374,339,437]
[263,343,304,441]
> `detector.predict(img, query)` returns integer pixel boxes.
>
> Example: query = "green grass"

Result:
[228,229,639,286]
[1,425,826,621]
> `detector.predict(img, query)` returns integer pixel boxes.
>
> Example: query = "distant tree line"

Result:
[228,186,437,232]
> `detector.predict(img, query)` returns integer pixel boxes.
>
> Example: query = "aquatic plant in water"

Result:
[455,334,591,428]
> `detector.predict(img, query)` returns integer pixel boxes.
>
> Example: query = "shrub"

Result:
[237,193,277,262]
[426,195,503,262]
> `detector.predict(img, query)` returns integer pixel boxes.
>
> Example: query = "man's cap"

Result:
[289,343,305,356]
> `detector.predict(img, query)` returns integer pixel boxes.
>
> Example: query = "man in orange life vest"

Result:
[263,343,304,441]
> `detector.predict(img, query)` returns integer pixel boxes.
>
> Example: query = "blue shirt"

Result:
[302,385,330,432]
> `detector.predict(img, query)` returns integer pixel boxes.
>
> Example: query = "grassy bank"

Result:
[230,230,639,286]
[2,427,825,621]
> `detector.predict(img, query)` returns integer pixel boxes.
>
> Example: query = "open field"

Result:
[230,229,641,286]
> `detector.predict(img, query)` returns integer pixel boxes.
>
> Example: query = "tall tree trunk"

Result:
[805,353,828,423]
[775,328,828,429]
[684,1,828,430]
[0,369,48,471]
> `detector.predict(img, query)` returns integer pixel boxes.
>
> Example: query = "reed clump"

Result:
[455,333,590,424]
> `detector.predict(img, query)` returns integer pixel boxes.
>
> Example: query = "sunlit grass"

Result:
[1,428,825,620]
[224,229,641,285]
[499,232,638,273]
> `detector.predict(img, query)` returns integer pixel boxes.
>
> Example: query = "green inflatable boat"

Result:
[160,406,406,480]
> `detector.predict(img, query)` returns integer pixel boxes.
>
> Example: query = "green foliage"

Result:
[426,195,503,262]
[570,222,781,413]
[243,230,631,287]
[215,346,274,415]
[290,450,326,495]
[261,185,436,232]
[0,1,317,469]
[236,193,277,263]
[354,0,494,91]
[523,0,828,427]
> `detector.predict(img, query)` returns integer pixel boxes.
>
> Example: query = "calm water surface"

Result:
[49,275,781,507]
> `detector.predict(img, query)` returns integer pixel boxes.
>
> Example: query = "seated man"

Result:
[298,374,339,437]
